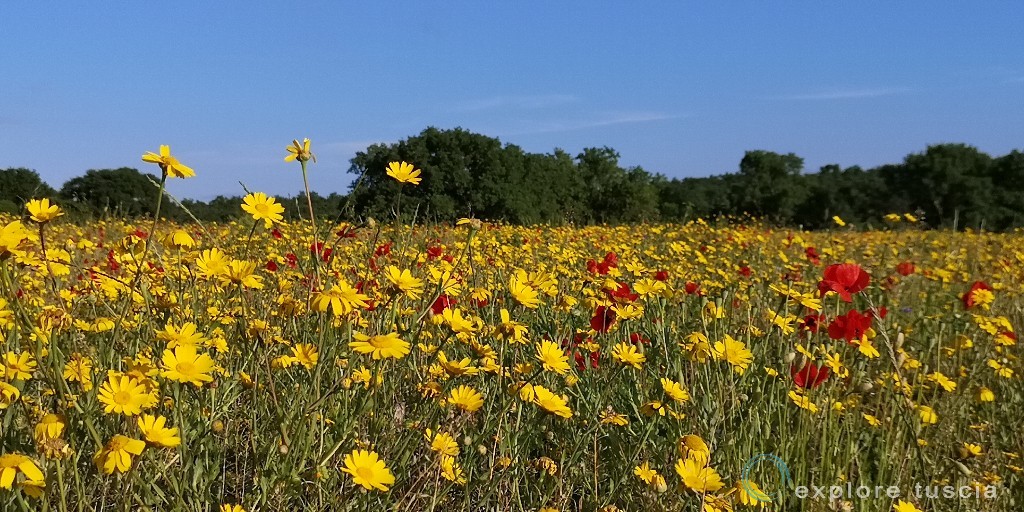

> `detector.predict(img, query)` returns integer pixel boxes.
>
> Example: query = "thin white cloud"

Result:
[453,94,578,112]
[505,112,681,135]
[774,87,912,100]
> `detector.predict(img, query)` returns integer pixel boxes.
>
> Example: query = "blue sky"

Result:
[2,2,1022,200]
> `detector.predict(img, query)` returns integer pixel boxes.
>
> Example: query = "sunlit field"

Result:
[1,147,1022,512]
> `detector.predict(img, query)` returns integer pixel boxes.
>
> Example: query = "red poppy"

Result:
[574,350,600,371]
[962,281,992,309]
[827,309,872,343]
[804,246,821,265]
[586,252,619,275]
[801,313,827,334]
[791,362,830,389]
[336,226,357,239]
[654,270,669,281]
[739,266,752,278]
[590,306,616,333]
[684,281,701,295]
[896,261,915,276]
[265,260,278,272]
[374,242,392,258]
[430,294,455,315]
[426,246,443,260]
[271,228,283,240]
[310,242,332,262]
[818,263,871,302]
[605,282,638,303]
[628,332,650,345]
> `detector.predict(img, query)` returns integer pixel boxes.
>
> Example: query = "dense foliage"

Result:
[4,129,1024,229]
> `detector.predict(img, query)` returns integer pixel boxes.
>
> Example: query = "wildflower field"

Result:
[1,146,1022,512]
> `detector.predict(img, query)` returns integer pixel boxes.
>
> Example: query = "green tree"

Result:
[989,150,1024,229]
[575,147,658,223]
[348,127,588,223]
[59,167,161,217]
[730,150,806,222]
[0,168,56,212]
[896,144,993,228]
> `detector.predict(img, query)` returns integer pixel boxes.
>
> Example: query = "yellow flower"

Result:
[660,378,690,403]
[157,322,208,348]
[142,145,195,178]
[350,332,410,360]
[25,198,63,223]
[427,431,460,457]
[611,342,645,369]
[161,228,196,249]
[892,500,923,512]
[138,414,181,448]
[735,479,771,506]
[535,340,570,375]
[917,405,938,425]
[509,275,541,309]
[863,413,881,427]
[788,390,819,414]
[93,435,146,474]
[439,455,466,484]
[34,414,65,444]
[530,385,573,418]
[977,386,995,402]
[161,345,216,387]
[384,266,424,300]
[285,138,316,163]
[674,457,724,493]
[599,410,629,426]
[313,282,369,316]
[959,442,983,458]
[385,161,421,185]
[712,335,752,374]
[97,376,149,416]
[448,385,485,413]
[196,248,230,278]
[679,435,710,464]
[436,351,479,376]
[340,449,394,491]
[633,461,658,485]
[0,453,45,489]
[0,382,20,409]
[241,192,285,228]
[927,372,956,392]
[220,506,246,512]
[221,260,264,289]
[291,343,319,369]
[832,215,846,227]
[0,220,30,259]
[2,351,36,381]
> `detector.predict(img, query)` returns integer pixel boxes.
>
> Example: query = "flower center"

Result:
[176,361,196,375]
[356,466,375,481]
[113,390,133,405]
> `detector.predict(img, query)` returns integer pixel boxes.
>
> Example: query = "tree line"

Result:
[3,127,1023,229]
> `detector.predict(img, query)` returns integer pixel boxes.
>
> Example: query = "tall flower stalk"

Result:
[285,138,321,283]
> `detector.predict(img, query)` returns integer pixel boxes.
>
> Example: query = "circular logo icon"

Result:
[741,453,791,501]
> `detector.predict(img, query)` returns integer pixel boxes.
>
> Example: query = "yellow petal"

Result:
[17,461,44,482]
